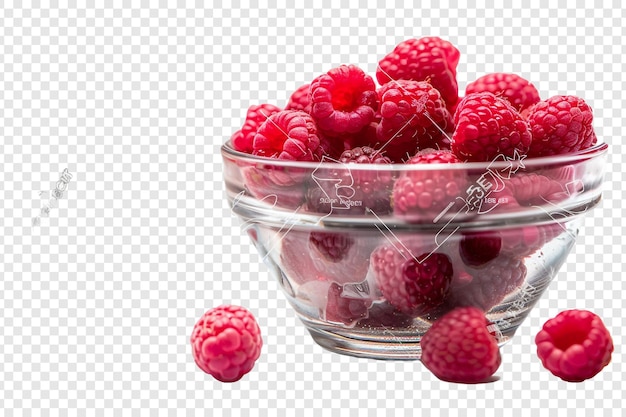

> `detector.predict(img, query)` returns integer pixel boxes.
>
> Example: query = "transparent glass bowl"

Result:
[222,141,608,360]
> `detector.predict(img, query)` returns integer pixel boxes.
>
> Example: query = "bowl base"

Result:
[304,320,516,360]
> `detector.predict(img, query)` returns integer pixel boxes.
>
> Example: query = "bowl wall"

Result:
[222,142,607,359]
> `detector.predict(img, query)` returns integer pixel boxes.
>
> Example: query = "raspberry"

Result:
[231,104,282,154]
[459,231,502,267]
[240,165,305,209]
[305,146,394,216]
[280,230,371,286]
[376,37,460,107]
[190,305,263,383]
[310,65,379,137]
[452,92,532,162]
[325,281,372,326]
[465,73,540,113]
[535,310,613,382]
[285,83,311,113]
[421,306,501,383]
[309,231,354,262]
[527,95,597,157]
[506,173,569,206]
[376,80,453,162]
[500,223,565,258]
[253,110,324,161]
[371,242,453,317]
[392,149,467,221]
[445,255,527,312]
[339,145,391,165]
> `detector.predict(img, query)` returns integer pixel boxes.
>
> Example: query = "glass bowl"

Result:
[221,141,608,360]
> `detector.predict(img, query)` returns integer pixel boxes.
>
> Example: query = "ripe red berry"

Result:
[231,103,282,154]
[252,110,324,161]
[535,309,613,382]
[392,149,467,221]
[285,83,311,113]
[465,73,540,113]
[421,306,501,383]
[444,255,527,312]
[324,282,372,326]
[376,37,460,108]
[459,231,502,267]
[305,146,394,215]
[371,241,453,317]
[309,64,379,137]
[452,92,532,162]
[376,79,453,162]
[190,305,263,383]
[527,95,597,157]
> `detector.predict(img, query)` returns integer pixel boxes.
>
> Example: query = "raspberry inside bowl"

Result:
[222,141,607,360]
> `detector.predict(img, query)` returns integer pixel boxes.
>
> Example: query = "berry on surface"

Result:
[190,305,263,383]
[420,306,501,383]
[535,309,613,382]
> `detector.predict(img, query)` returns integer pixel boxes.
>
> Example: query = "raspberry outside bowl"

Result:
[221,141,608,360]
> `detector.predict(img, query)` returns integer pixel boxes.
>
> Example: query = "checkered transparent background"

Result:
[1,0,624,415]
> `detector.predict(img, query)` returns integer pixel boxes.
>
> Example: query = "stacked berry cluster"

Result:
[231,37,597,224]
[215,37,611,384]
[233,37,596,166]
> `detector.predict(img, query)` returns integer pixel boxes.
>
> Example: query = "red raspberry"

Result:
[309,65,379,137]
[500,222,565,258]
[280,230,372,286]
[445,255,527,312]
[231,103,282,154]
[376,80,453,162]
[421,306,501,383]
[190,305,263,383]
[253,110,324,161]
[459,231,501,267]
[325,281,372,326]
[527,95,597,157]
[376,37,460,107]
[309,231,354,263]
[240,165,305,209]
[465,73,540,113]
[371,242,453,317]
[505,172,569,206]
[452,92,532,162]
[535,310,613,382]
[285,83,311,113]
[392,149,467,221]
[305,146,394,215]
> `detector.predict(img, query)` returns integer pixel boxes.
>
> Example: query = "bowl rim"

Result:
[221,140,609,171]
